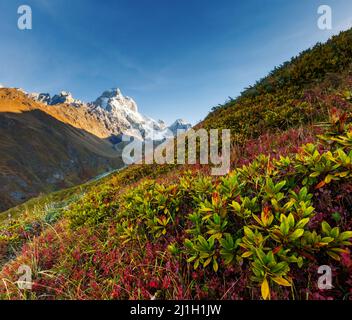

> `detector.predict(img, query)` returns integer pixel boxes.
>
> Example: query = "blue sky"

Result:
[0,0,352,124]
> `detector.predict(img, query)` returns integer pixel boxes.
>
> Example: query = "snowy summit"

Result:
[28,87,192,141]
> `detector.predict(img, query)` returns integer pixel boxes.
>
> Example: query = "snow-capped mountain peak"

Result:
[169,119,192,132]
[89,88,171,140]
[93,88,138,113]
[27,86,191,141]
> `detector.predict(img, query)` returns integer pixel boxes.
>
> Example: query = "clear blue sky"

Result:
[0,0,352,124]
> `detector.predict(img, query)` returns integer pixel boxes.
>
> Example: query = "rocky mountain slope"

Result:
[0,89,124,211]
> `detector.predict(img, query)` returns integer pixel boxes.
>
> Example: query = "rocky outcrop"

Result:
[28,92,51,104]
[51,91,83,106]
[29,91,83,107]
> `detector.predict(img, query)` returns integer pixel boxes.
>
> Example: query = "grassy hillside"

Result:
[201,29,352,142]
[0,30,352,300]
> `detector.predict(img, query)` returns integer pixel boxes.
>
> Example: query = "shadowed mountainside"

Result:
[0,108,123,212]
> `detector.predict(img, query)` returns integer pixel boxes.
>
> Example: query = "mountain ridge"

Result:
[27,87,192,140]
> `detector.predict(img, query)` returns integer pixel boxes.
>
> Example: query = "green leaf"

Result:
[332,212,341,222]
[321,237,334,244]
[213,213,221,224]
[310,171,321,178]
[242,251,253,258]
[290,229,304,241]
[271,261,288,274]
[202,214,213,221]
[275,181,286,192]
[287,214,295,228]
[252,214,263,226]
[296,218,309,229]
[213,259,219,272]
[208,236,215,249]
[324,174,334,184]
[280,219,290,236]
[300,187,308,198]
[203,257,212,267]
[187,256,197,263]
[321,221,331,234]
[340,231,352,241]
[331,227,340,238]
[184,239,194,249]
[297,256,304,268]
[198,235,208,247]
[244,226,254,239]
[231,201,241,212]
[327,251,341,261]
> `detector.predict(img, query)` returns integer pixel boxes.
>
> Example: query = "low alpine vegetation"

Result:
[0,110,351,300]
